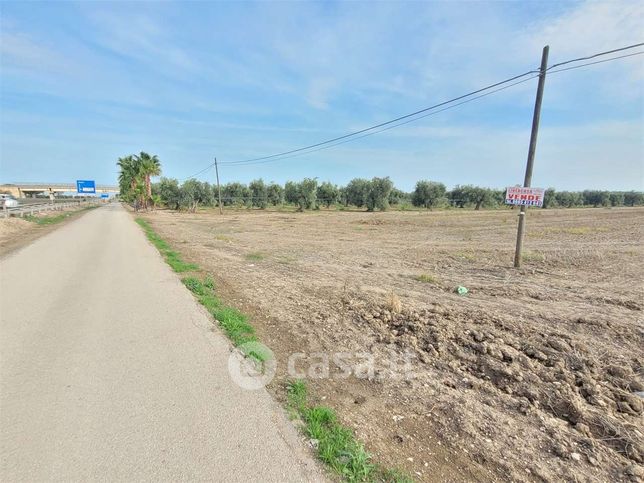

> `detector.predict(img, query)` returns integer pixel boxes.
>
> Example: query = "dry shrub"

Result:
[585,410,644,463]
[385,291,402,313]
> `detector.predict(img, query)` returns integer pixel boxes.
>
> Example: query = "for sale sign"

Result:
[505,187,545,207]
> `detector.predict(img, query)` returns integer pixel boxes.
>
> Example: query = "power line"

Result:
[222,49,642,168]
[179,163,215,182]
[179,72,534,176]
[547,50,644,74]
[220,74,540,167]
[218,70,539,167]
[547,42,644,70]
[180,43,644,177]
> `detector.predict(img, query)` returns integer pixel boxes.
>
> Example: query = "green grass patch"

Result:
[165,250,199,272]
[521,250,545,262]
[181,276,264,357]
[245,252,265,262]
[24,206,97,225]
[25,213,71,225]
[287,380,412,483]
[135,218,199,272]
[414,273,439,284]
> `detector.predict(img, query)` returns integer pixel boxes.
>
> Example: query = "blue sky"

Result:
[1,0,642,191]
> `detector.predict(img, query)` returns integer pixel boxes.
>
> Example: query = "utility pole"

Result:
[514,45,549,268]
[214,158,223,215]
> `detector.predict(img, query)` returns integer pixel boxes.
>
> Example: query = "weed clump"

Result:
[415,273,439,284]
[181,276,258,349]
[245,252,265,262]
[286,380,411,482]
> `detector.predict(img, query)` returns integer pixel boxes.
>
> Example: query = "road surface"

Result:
[0,204,322,481]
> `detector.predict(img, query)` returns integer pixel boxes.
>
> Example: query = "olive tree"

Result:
[295,178,318,211]
[624,191,644,206]
[555,191,582,208]
[582,190,610,207]
[344,178,370,208]
[154,177,181,210]
[181,179,212,212]
[388,188,410,206]
[222,182,249,206]
[411,180,446,209]
[267,182,284,206]
[609,192,624,207]
[365,177,393,212]
[542,188,557,209]
[284,181,299,205]
[249,179,268,208]
[317,182,339,208]
[449,185,492,210]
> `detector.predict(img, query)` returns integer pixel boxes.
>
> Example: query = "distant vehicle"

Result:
[0,194,19,208]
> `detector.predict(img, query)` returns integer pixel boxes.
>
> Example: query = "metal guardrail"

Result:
[4,182,119,189]
[11,198,79,207]
[1,200,101,218]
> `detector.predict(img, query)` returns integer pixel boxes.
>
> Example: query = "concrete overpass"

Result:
[0,183,120,198]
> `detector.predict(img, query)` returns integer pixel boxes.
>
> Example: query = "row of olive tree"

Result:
[543,189,644,208]
[151,176,644,212]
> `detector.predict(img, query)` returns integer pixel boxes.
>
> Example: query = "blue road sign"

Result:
[76,180,96,194]
[100,193,109,199]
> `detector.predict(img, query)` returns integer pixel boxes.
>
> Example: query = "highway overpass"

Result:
[0,183,119,198]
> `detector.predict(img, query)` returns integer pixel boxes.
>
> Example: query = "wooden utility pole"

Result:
[514,45,549,268]
[214,157,223,215]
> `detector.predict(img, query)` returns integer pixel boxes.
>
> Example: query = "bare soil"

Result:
[0,206,96,258]
[142,206,644,482]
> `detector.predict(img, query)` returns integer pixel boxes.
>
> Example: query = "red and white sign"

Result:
[505,187,545,207]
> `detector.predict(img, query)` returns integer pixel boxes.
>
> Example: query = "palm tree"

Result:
[117,153,161,210]
[137,152,161,202]
[117,155,140,198]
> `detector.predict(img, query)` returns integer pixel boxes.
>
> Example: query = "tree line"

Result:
[118,155,644,212]
[150,177,644,212]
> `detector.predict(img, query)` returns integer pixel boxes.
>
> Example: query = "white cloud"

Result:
[524,1,643,57]
[0,29,70,73]
[519,1,644,103]
[306,77,337,109]
[85,9,198,74]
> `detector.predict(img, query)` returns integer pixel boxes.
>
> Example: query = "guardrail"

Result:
[11,198,82,207]
[1,200,101,218]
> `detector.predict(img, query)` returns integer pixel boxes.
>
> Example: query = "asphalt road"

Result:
[0,204,322,481]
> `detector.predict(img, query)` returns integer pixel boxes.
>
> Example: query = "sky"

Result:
[0,0,643,191]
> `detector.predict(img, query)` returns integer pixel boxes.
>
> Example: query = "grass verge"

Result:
[287,380,412,483]
[135,217,410,481]
[135,218,263,360]
[25,205,97,225]
[135,218,199,272]
[181,276,264,358]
